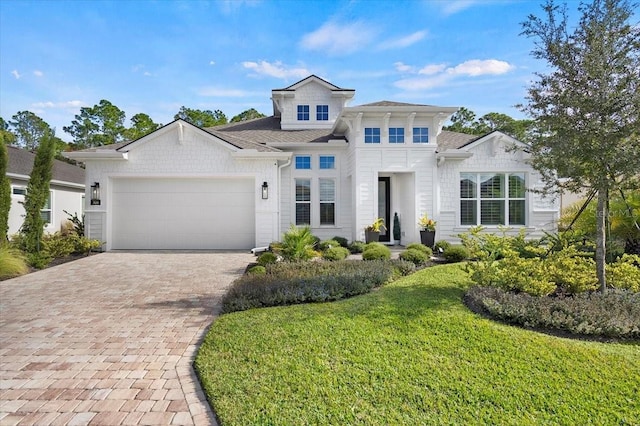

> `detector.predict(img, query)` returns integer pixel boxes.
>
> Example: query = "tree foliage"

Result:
[20,133,55,253]
[174,106,228,127]
[444,107,535,140]
[0,143,10,242]
[9,111,53,150]
[230,108,266,123]
[1,117,17,146]
[63,100,126,148]
[123,113,161,141]
[520,0,640,291]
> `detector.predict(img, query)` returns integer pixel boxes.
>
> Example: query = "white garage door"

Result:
[112,178,255,250]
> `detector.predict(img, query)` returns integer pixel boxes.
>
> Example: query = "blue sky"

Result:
[1,0,575,142]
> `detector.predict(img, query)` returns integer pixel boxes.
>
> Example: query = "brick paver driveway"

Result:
[0,251,253,425]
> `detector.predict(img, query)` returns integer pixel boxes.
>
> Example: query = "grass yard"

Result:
[195,264,640,425]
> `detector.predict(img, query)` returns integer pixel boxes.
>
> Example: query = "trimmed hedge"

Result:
[257,251,278,266]
[443,245,469,262]
[362,243,391,261]
[406,243,433,257]
[221,260,395,313]
[399,248,428,265]
[323,246,350,261]
[466,286,640,339]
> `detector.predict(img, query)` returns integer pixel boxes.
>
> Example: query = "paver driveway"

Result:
[0,251,253,425]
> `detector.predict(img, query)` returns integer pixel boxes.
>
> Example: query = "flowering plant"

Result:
[418,214,436,231]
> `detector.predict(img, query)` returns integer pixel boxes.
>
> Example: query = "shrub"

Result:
[274,225,319,262]
[247,265,266,275]
[323,246,350,261]
[348,241,366,254]
[399,248,428,266]
[405,243,433,257]
[389,259,416,277]
[42,233,75,258]
[362,243,391,261]
[466,286,640,339]
[467,254,556,296]
[607,254,640,292]
[443,245,469,263]
[548,248,598,294]
[332,236,349,248]
[257,251,278,266]
[433,240,451,254]
[26,251,52,269]
[221,260,395,313]
[318,239,341,251]
[0,246,29,279]
[72,237,101,255]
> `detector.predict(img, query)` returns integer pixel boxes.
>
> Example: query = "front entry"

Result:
[378,177,391,242]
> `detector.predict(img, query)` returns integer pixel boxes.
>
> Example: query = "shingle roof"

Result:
[7,146,85,185]
[436,130,478,151]
[207,116,345,146]
[357,100,437,107]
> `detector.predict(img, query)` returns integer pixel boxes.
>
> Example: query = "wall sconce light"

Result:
[90,182,101,205]
[261,181,269,200]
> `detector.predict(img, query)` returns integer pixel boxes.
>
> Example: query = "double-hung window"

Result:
[364,127,380,143]
[460,173,526,226]
[41,192,52,224]
[389,127,404,143]
[413,127,429,143]
[316,105,329,121]
[319,179,335,225]
[297,105,310,121]
[295,179,311,225]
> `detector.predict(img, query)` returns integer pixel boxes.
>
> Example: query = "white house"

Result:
[7,146,85,236]
[65,75,559,251]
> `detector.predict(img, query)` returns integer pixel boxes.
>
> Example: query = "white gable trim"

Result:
[459,131,528,152]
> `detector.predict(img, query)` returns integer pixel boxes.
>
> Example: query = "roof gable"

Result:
[273,75,353,92]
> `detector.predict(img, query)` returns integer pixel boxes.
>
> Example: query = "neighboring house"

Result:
[6,146,85,236]
[65,75,558,251]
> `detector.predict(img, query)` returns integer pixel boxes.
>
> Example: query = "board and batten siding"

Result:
[437,138,559,243]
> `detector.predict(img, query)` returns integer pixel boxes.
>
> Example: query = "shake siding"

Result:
[279,82,343,129]
[437,139,559,243]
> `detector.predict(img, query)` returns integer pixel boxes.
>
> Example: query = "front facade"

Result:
[67,75,559,250]
[7,146,85,236]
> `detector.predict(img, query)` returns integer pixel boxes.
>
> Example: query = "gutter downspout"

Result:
[277,155,292,240]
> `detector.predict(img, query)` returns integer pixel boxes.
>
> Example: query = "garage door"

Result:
[112,178,255,250]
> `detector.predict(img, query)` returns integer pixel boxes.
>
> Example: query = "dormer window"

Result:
[316,105,329,121]
[364,128,381,144]
[389,127,405,143]
[297,105,310,121]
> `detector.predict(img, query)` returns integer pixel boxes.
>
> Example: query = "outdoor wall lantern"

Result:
[90,182,101,205]
[261,181,269,200]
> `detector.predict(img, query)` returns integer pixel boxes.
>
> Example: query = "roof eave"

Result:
[231,150,292,160]
[63,151,129,161]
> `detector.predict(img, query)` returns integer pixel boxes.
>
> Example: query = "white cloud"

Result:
[11,70,21,79]
[419,64,447,75]
[439,0,478,16]
[448,59,514,76]
[143,71,152,76]
[33,70,44,77]
[394,59,514,92]
[32,100,84,109]
[209,60,216,65]
[394,62,415,73]
[242,60,310,79]
[379,30,428,50]
[198,87,259,97]
[300,21,376,55]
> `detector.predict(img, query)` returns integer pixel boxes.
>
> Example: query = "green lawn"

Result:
[195,264,640,425]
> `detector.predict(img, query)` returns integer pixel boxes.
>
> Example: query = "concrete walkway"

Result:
[0,251,253,425]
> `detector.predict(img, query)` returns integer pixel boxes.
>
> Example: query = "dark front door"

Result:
[378,177,391,242]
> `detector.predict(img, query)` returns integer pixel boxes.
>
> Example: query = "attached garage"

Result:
[111,177,255,250]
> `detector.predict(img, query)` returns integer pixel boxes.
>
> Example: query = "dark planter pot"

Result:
[420,230,436,248]
[365,230,380,243]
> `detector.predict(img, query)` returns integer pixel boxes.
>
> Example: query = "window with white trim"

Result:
[319,155,335,169]
[12,187,27,196]
[389,127,404,143]
[319,179,335,225]
[316,105,328,121]
[460,173,526,226]
[295,179,311,225]
[413,127,429,143]
[41,192,52,224]
[295,155,311,169]
[364,127,380,143]
[297,105,309,121]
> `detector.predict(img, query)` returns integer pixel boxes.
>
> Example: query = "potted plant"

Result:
[393,212,401,245]
[418,213,436,248]
[365,217,386,243]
